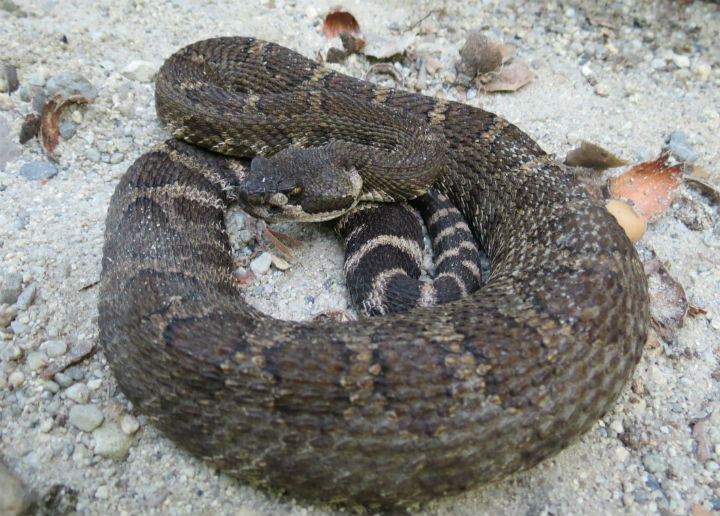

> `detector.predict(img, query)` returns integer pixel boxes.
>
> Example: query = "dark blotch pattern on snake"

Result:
[98,37,649,510]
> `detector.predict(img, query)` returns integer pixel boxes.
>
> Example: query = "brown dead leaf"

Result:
[608,149,687,222]
[483,61,534,92]
[644,253,688,344]
[322,9,361,40]
[687,304,707,317]
[40,94,93,160]
[565,141,628,169]
[458,32,503,76]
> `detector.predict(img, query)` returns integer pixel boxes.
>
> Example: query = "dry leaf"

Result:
[483,61,534,92]
[458,32,503,76]
[608,149,687,222]
[322,9,361,40]
[685,176,720,206]
[40,94,93,160]
[644,254,688,344]
[565,141,628,169]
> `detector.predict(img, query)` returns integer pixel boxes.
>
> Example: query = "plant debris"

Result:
[456,31,533,92]
[644,253,688,344]
[39,94,93,160]
[608,149,688,222]
[565,141,628,169]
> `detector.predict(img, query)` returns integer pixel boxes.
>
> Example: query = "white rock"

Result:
[68,403,104,432]
[120,414,140,435]
[250,252,272,275]
[93,422,132,460]
[26,351,47,372]
[42,340,67,358]
[64,383,90,403]
[672,54,690,68]
[8,370,25,388]
[121,60,157,82]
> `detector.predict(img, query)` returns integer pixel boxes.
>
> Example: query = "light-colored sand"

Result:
[1,1,719,515]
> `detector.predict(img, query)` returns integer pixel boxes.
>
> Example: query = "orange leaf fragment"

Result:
[608,149,686,222]
[322,9,361,40]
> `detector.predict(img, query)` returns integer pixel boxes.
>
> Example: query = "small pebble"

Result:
[14,284,36,310]
[28,67,47,86]
[122,60,157,82]
[93,423,132,460]
[87,378,103,390]
[0,304,18,328]
[120,413,140,435]
[1,344,21,361]
[53,372,73,388]
[8,371,25,388]
[26,351,48,371]
[594,82,611,97]
[250,252,272,275]
[18,161,58,181]
[95,485,110,499]
[68,403,104,432]
[39,418,54,433]
[693,62,711,81]
[672,54,690,68]
[642,452,669,475]
[43,340,68,358]
[43,380,60,393]
[0,461,31,515]
[46,72,98,100]
[85,147,101,163]
[0,273,23,305]
[667,130,698,162]
[64,383,90,403]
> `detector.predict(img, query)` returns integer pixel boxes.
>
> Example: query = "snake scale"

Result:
[98,37,649,510]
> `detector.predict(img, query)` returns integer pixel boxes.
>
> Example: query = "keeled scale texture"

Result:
[99,37,649,510]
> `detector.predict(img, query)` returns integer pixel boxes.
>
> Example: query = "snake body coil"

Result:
[99,37,649,509]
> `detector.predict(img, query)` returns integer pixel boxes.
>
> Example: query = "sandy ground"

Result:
[1,0,719,515]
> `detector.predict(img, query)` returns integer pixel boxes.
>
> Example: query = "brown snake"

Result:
[98,37,649,510]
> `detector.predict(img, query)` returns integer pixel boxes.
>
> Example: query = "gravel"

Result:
[1,1,719,516]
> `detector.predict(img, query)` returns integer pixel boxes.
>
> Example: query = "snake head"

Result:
[238,147,363,222]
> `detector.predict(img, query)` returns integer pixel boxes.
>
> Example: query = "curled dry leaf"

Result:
[483,61,534,92]
[565,141,628,169]
[685,176,720,206]
[644,253,688,344]
[322,9,361,40]
[312,310,356,323]
[40,94,93,160]
[458,32,503,77]
[608,149,687,222]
